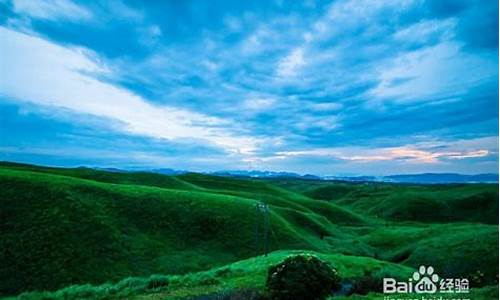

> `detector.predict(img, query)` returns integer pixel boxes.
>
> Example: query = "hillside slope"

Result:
[277,180,499,224]
[0,161,200,191]
[0,167,366,295]
[0,164,498,298]
[7,250,415,300]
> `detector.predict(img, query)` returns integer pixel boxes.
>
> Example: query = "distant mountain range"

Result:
[210,170,322,180]
[202,170,499,184]
[382,173,499,184]
[210,170,498,184]
[94,167,188,175]
[94,167,498,184]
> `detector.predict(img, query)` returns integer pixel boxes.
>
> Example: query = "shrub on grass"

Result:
[265,254,341,300]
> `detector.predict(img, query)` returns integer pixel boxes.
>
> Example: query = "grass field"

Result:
[0,162,498,299]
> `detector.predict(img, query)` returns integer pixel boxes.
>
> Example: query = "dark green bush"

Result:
[265,254,341,300]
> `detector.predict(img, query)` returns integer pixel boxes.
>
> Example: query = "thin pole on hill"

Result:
[255,202,270,257]
[263,204,269,257]
[255,204,260,256]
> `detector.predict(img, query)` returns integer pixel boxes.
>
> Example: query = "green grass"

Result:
[358,223,499,283]
[277,179,498,224]
[8,250,414,300]
[0,166,369,295]
[0,162,498,299]
[0,161,201,191]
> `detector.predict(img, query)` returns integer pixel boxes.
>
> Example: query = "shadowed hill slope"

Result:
[336,184,498,223]
[276,180,499,224]
[0,167,367,295]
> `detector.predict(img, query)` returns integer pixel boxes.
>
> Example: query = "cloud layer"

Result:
[0,0,497,175]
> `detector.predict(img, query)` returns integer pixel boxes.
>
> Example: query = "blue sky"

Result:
[0,0,498,175]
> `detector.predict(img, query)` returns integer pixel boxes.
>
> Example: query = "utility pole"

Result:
[255,202,270,257]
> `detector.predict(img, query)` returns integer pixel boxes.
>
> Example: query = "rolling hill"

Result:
[0,162,498,299]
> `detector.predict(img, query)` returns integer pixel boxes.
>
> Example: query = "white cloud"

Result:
[393,19,456,43]
[305,0,416,44]
[371,41,498,101]
[274,136,496,163]
[277,47,305,77]
[103,0,143,22]
[306,102,343,111]
[242,97,276,111]
[0,27,260,155]
[11,0,93,22]
[293,115,339,131]
[271,0,417,81]
[240,26,273,55]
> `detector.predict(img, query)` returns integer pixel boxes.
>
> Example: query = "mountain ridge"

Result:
[1,161,497,183]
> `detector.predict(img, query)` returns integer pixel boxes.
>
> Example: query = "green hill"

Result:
[0,161,200,191]
[0,166,367,295]
[0,163,498,299]
[279,180,499,224]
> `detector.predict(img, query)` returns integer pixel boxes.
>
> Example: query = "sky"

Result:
[0,0,498,175]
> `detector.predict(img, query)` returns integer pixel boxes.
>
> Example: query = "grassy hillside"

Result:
[276,179,499,224]
[7,250,498,300]
[0,161,200,191]
[358,223,498,280]
[8,250,415,300]
[0,166,368,295]
[0,163,498,299]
